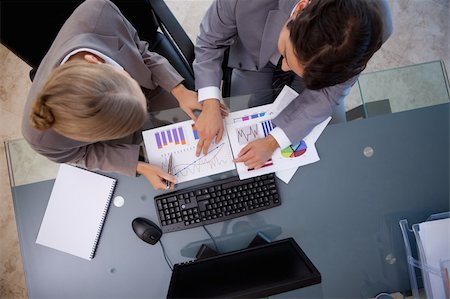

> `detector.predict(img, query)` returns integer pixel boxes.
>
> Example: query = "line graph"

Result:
[236,124,259,145]
[159,141,235,183]
[173,143,226,176]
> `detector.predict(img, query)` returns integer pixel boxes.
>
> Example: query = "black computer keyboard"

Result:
[154,173,281,233]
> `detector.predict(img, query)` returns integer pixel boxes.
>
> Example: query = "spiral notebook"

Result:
[36,164,116,261]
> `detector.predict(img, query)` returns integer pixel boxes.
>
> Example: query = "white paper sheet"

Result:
[143,120,235,184]
[417,218,450,299]
[265,86,299,117]
[227,116,320,180]
[275,116,331,183]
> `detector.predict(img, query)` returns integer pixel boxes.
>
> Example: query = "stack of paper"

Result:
[416,218,450,299]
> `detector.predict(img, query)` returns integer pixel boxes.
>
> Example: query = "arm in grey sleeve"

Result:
[72,143,141,177]
[134,30,184,92]
[29,141,141,177]
[193,0,238,90]
[272,89,333,143]
[273,78,356,143]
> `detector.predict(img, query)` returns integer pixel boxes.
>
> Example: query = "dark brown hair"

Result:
[287,0,383,89]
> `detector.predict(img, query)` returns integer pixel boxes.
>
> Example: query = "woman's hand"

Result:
[136,162,176,190]
[234,135,279,169]
[171,84,202,121]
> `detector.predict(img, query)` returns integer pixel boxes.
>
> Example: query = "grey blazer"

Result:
[194,0,393,143]
[22,0,184,176]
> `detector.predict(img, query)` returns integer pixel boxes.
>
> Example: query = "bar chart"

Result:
[154,126,187,149]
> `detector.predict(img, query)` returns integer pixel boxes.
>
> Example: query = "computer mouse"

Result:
[132,217,162,245]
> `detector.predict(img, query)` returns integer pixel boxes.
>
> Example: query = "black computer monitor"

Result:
[167,237,321,298]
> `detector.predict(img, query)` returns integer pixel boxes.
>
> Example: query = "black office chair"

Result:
[132,0,195,90]
[0,0,195,90]
[221,49,233,98]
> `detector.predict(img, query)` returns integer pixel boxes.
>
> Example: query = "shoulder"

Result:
[72,0,108,15]
[68,0,133,38]
[76,0,116,12]
[374,0,393,43]
[216,0,238,9]
[71,0,123,24]
[205,0,238,17]
[59,0,119,33]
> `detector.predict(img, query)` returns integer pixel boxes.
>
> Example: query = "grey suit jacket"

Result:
[194,0,393,143]
[22,0,184,176]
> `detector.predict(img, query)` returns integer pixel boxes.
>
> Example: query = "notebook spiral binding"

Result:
[89,180,117,260]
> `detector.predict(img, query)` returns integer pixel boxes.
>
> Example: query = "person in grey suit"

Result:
[193,0,393,169]
[22,0,201,190]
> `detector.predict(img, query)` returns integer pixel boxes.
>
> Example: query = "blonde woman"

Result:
[22,0,201,190]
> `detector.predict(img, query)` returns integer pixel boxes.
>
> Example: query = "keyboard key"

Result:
[167,196,177,203]
[198,201,207,211]
[197,194,211,201]
[222,178,253,189]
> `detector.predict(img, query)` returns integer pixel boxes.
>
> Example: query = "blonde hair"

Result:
[30,61,147,142]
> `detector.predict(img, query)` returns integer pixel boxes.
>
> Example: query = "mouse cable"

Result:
[159,240,173,271]
[202,225,219,253]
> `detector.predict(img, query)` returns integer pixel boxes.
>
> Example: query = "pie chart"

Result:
[281,140,307,158]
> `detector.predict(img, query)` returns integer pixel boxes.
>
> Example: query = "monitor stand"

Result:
[195,244,218,259]
[247,231,271,248]
[196,231,271,260]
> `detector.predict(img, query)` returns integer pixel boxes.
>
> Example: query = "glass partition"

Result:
[357,60,449,117]
[5,139,58,187]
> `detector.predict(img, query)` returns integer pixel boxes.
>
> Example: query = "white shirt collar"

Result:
[61,48,123,69]
[290,1,301,16]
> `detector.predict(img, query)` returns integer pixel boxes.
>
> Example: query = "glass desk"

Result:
[6,61,450,298]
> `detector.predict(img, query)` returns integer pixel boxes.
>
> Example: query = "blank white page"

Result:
[36,164,116,260]
[417,218,450,299]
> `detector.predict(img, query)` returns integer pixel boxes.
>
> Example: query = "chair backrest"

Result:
[0,0,195,89]
[144,0,195,90]
[221,49,232,98]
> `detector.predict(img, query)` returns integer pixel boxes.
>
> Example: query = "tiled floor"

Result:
[1,0,449,297]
